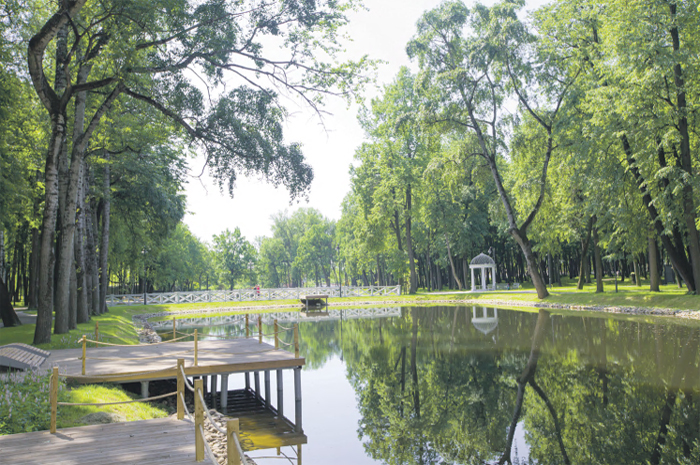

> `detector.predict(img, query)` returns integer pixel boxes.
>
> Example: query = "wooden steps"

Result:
[0,343,50,370]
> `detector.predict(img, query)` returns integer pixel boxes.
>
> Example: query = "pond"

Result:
[156,306,700,465]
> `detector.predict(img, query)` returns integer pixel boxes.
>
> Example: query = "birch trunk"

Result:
[593,226,604,293]
[405,184,417,294]
[75,160,89,323]
[99,154,110,312]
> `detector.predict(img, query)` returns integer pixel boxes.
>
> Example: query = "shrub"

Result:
[0,368,66,435]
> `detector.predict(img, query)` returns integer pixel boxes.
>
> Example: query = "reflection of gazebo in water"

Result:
[471,307,499,335]
[470,253,497,291]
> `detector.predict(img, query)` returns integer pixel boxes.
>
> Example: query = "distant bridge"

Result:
[147,307,403,331]
[106,285,401,306]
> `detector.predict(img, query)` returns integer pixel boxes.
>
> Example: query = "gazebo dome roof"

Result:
[470,253,495,266]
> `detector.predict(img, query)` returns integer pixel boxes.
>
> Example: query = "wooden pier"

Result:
[0,417,215,465]
[43,338,304,383]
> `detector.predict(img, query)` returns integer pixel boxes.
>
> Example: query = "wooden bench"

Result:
[0,343,50,370]
[300,294,329,311]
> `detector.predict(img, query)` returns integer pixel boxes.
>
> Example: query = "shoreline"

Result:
[133,296,700,333]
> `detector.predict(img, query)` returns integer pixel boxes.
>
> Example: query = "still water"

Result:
[158,306,700,465]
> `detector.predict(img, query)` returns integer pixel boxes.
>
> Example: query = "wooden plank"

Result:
[0,418,214,465]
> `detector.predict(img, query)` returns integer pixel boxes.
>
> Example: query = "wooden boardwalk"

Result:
[43,338,304,383]
[0,417,215,465]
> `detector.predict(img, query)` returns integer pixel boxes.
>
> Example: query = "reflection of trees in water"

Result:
[324,306,700,465]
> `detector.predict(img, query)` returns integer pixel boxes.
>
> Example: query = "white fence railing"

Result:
[106,285,402,307]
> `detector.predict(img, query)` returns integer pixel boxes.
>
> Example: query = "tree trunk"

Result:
[634,259,642,287]
[99,153,111,313]
[84,189,99,315]
[511,229,549,298]
[444,233,462,290]
[622,136,695,291]
[593,225,604,293]
[668,6,700,293]
[649,232,660,292]
[0,274,22,327]
[405,184,417,294]
[0,230,4,283]
[75,160,89,323]
[34,114,66,344]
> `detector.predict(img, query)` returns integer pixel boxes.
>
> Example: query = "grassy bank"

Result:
[0,305,149,350]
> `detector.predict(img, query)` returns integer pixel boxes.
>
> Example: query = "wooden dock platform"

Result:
[42,338,304,383]
[0,417,215,465]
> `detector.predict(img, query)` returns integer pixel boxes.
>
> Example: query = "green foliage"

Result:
[0,369,64,434]
[213,227,256,290]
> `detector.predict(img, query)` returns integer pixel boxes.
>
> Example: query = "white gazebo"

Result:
[470,253,497,291]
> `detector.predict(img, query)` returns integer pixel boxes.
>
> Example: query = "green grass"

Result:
[0,306,151,350]
[58,384,170,428]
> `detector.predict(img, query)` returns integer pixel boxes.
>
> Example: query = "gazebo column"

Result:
[471,268,475,291]
[492,266,496,290]
[481,267,486,291]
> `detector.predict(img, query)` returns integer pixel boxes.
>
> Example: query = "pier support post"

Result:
[221,374,229,411]
[294,367,302,432]
[264,370,271,407]
[245,372,250,391]
[254,371,261,400]
[276,369,284,416]
[141,381,149,399]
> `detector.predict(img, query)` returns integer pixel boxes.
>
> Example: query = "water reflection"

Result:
[158,306,700,464]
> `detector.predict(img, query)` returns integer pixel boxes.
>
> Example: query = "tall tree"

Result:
[408,0,580,298]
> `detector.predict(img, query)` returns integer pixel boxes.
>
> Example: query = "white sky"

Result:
[183,0,548,244]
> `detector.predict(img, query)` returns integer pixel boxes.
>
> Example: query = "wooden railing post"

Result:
[177,358,185,420]
[173,317,176,340]
[81,335,87,375]
[227,419,240,465]
[194,329,198,366]
[294,324,299,358]
[258,317,262,344]
[194,379,204,462]
[245,314,249,338]
[50,367,58,433]
[94,322,99,347]
[274,319,279,349]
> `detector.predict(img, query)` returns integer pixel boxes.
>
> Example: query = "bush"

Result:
[0,368,66,435]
